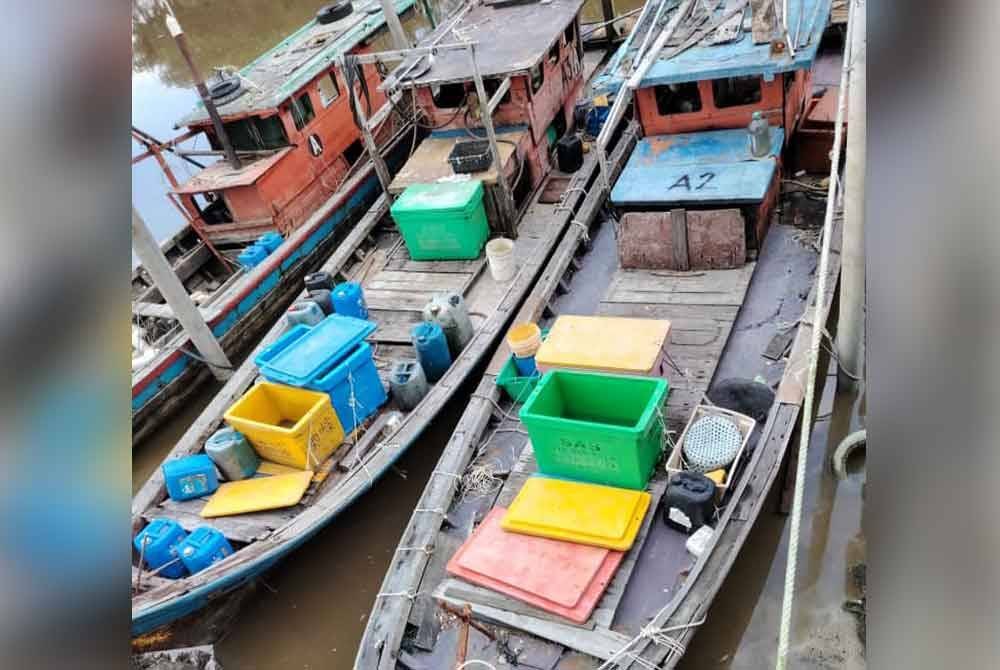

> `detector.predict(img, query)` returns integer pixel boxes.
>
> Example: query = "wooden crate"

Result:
[664,403,755,494]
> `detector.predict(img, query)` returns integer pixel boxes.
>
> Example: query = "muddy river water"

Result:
[132,2,865,666]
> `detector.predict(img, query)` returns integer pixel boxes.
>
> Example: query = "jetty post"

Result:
[132,206,233,381]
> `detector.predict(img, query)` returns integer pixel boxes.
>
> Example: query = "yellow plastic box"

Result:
[501,476,651,551]
[534,316,671,376]
[224,382,344,470]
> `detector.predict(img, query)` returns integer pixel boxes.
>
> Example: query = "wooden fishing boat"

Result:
[132,0,624,642]
[357,0,843,667]
[131,0,417,445]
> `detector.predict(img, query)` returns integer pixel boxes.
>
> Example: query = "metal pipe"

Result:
[165,12,241,170]
[838,0,865,389]
[378,0,412,50]
[132,206,233,381]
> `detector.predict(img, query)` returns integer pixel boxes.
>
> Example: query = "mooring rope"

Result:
[774,1,857,667]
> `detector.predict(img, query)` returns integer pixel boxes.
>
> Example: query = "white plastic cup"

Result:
[485,237,517,282]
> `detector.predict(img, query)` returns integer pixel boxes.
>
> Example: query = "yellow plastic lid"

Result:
[501,477,651,551]
[534,316,671,374]
[705,469,726,485]
[201,471,313,518]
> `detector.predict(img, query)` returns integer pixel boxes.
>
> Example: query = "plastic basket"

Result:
[495,329,549,402]
[448,140,492,173]
[664,404,755,494]
[519,370,670,490]
[224,382,344,469]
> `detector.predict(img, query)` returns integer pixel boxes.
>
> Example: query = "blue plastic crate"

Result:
[134,519,188,579]
[177,527,233,575]
[162,454,219,501]
[257,231,283,253]
[308,341,387,433]
[255,315,376,388]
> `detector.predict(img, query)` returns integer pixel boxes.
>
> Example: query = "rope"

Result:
[596,616,706,669]
[456,662,498,670]
[775,1,856,667]
[570,219,591,242]
[375,590,418,601]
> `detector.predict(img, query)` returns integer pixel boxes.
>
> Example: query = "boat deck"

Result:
[361,188,842,668]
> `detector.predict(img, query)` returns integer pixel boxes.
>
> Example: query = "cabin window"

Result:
[564,21,576,46]
[343,138,364,166]
[712,76,763,108]
[484,78,511,106]
[548,42,560,64]
[318,73,341,107]
[654,82,702,115]
[290,91,316,130]
[529,64,544,94]
[217,115,289,152]
[433,82,467,109]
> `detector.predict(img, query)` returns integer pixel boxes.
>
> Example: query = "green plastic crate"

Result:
[390,181,489,260]
[519,369,670,490]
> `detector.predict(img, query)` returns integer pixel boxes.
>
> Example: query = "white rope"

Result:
[375,590,418,601]
[596,616,706,669]
[775,1,857,667]
[456,661,498,670]
[570,219,591,242]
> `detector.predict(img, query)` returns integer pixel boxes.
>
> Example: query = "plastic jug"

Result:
[304,271,334,293]
[411,322,452,382]
[333,282,369,319]
[748,111,772,158]
[204,427,259,481]
[237,244,268,269]
[422,293,474,356]
[389,359,429,411]
[258,231,283,253]
[308,288,335,315]
[506,322,542,376]
[286,300,325,327]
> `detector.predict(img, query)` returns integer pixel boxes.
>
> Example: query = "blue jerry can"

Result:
[162,454,219,501]
[178,527,234,575]
[134,518,188,579]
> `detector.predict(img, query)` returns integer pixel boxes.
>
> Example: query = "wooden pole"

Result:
[165,12,241,170]
[132,205,233,381]
[837,0,865,389]
[341,57,395,197]
[600,0,619,42]
[378,0,412,50]
[469,43,517,236]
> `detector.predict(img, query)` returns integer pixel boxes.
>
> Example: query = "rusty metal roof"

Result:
[177,0,414,127]
[392,0,587,88]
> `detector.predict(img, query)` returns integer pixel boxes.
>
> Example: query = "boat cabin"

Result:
[170,0,415,247]
[384,0,587,231]
[596,0,832,270]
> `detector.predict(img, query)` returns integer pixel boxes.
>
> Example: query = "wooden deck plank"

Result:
[366,271,470,293]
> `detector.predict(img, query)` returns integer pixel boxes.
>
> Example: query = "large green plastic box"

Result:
[390,181,489,260]
[519,369,670,490]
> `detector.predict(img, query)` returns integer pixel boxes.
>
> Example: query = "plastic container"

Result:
[557,134,583,173]
[422,293,474,356]
[304,271,334,293]
[519,370,670,490]
[662,472,715,534]
[134,519,188,579]
[307,288,334,315]
[332,281,368,320]
[495,328,548,402]
[286,300,325,327]
[308,341,387,433]
[586,104,610,137]
[448,139,491,173]
[507,322,541,358]
[485,238,517,282]
[224,382,344,469]
[390,181,489,260]
[237,244,268,270]
[411,322,452,382]
[177,527,234,575]
[204,427,259,481]
[535,315,671,376]
[748,110,772,158]
[255,315,376,388]
[162,454,219,501]
[257,231,284,253]
[389,359,429,411]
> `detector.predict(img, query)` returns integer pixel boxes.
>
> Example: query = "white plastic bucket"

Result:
[485,237,516,282]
